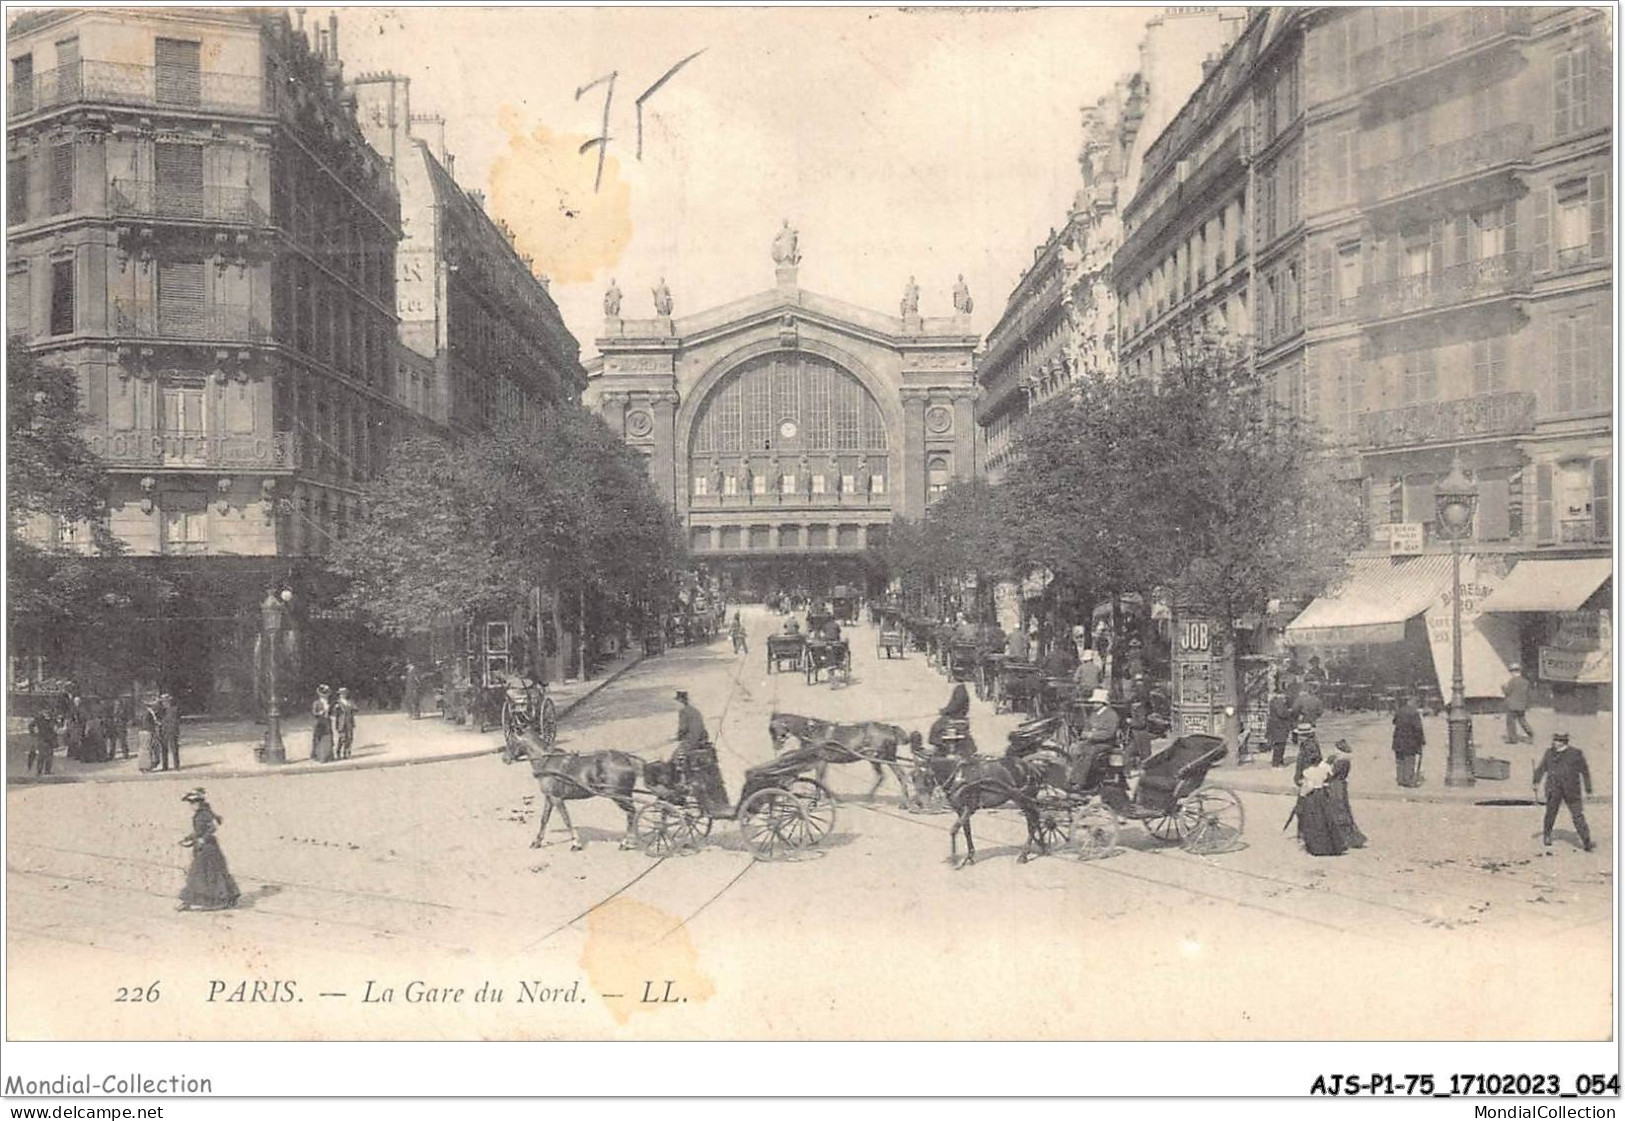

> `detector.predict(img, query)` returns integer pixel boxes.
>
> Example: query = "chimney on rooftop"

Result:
[329,13,339,60]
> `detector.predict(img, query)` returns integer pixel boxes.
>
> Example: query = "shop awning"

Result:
[1478,558,1612,613]
[1284,555,1454,646]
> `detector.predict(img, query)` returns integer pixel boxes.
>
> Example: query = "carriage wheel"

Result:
[1180,786,1245,854]
[538,697,558,751]
[784,778,838,845]
[1070,804,1120,861]
[1145,807,1186,843]
[739,789,809,860]
[501,699,521,762]
[1033,801,1073,853]
[633,801,699,856]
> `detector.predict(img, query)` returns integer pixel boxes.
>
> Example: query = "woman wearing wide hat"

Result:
[178,789,240,911]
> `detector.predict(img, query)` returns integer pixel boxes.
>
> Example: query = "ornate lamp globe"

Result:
[1435,458,1478,534]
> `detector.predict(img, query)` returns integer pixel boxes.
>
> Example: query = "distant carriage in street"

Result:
[766,632,807,674]
[990,657,1044,715]
[830,585,860,624]
[876,608,908,659]
[501,678,558,762]
[803,636,852,685]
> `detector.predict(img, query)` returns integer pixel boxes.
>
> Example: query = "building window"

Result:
[1399,347,1437,405]
[1476,467,1514,542]
[1402,473,1437,534]
[1551,311,1603,415]
[812,474,826,495]
[11,53,33,114]
[49,141,73,216]
[1337,241,1361,309]
[693,476,708,497]
[1555,180,1591,268]
[870,473,885,496]
[1472,202,1514,260]
[927,455,950,502]
[161,494,208,556]
[49,257,73,335]
[7,262,30,339]
[158,260,205,335]
[1333,349,1363,437]
[1553,45,1591,138]
[1472,336,1508,395]
[752,472,767,496]
[156,142,204,216]
[8,154,27,225]
[155,38,202,108]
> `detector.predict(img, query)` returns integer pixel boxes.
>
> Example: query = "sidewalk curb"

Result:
[1212,769,1614,806]
[6,653,647,788]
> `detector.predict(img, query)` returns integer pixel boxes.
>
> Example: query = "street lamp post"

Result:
[1436,456,1478,787]
[260,586,293,765]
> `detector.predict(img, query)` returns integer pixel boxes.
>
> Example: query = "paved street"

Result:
[6,607,1612,1041]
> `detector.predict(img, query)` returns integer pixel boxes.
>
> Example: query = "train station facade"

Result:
[587,250,979,598]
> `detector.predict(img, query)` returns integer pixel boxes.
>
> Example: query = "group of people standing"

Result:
[308,684,358,763]
[24,692,180,775]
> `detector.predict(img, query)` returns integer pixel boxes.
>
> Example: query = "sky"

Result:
[318,6,1158,357]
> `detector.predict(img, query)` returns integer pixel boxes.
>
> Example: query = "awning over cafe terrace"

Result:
[1284,556,1455,647]
[1477,557,1613,614]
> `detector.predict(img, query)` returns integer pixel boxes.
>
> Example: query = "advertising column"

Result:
[1170,612,1236,739]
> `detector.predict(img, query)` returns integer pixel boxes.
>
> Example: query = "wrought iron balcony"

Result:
[1354,8,1533,89]
[1357,123,1533,209]
[689,491,886,509]
[110,179,268,226]
[1355,391,1536,451]
[86,428,302,470]
[8,61,268,121]
[112,300,270,343]
[1358,252,1531,323]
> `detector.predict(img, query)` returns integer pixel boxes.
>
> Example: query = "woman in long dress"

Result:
[310,684,335,763]
[1326,739,1367,848]
[178,789,239,911]
[1293,730,1346,856]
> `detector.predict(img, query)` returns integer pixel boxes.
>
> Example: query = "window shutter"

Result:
[158,260,205,335]
[1554,50,1572,136]
[1503,199,1518,251]
[1588,171,1608,260]
[1589,34,1611,135]
[7,154,26,224]
[1593,456,1611,542]
[1532,186,1551,271]
[49,142,72,215]
[1453,215,1471,266]
[49,258,73,335]
[1428,219,1445,276]
[154,38,202,107]
[1535,462,1555,543]
[7,267,30,338]
[155,143,204,217]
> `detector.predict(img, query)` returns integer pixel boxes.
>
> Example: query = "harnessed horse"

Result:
[767,712,920,802]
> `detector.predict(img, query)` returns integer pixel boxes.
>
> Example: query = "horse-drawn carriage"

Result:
[876,608,908,659]
[830,586,860,624]
[803,635,851,685]
[766,632,807,674]
[945,642,982,686]
[501,679,558,762]
[643,624,666,656]
[989,656,1044,715]
[631,746,838,860]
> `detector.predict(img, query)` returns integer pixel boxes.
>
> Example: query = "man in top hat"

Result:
[1502,662,1534,743]
[159,693,182,772]
[672,690,728,815]
[673,690,708,757]
[928,683,974,756]
[1533,731,1594,853]
[332,687,357,760]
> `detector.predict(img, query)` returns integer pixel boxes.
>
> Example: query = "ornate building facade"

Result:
[587,238,978,595]
[7,10,413,710]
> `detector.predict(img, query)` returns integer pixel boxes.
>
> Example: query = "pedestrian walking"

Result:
[1391,694,1426,787]
[1265,686,1294,768]
[177,789,239,911]
[140,695,162,772]
[109,695,132,759]
[332,687,357,760]
[1292,722,1323,785]
[1292,749,1347,858]
[159,693,182,771]
[1502,663,1534,743]
[1533,731,1594,853]
[310,684,335,763]
[27,711,57,775]
[730,612,748,655]
[1326,739,1366,849]
[402,662,421,720]
[1293,682,1325,728]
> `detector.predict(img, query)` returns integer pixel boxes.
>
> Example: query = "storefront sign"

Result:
[1538,645,1611,684]
[1422,555,1520,698]
[1387,523,1425,556]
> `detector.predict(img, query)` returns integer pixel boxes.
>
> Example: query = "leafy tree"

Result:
[6,342,130,657]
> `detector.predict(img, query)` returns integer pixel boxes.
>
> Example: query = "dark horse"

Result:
[943,746,1073,869]
[767,712,919,801]
[522,733,643,850]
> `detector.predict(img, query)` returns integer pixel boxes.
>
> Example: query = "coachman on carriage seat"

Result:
[672,690,731,816]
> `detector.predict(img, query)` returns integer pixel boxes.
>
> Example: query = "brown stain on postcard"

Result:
[488,105,633,285]
[579,898,714,1025]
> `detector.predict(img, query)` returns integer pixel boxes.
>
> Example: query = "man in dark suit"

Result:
[1534,731,1594,853]
[159,693,182,772]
